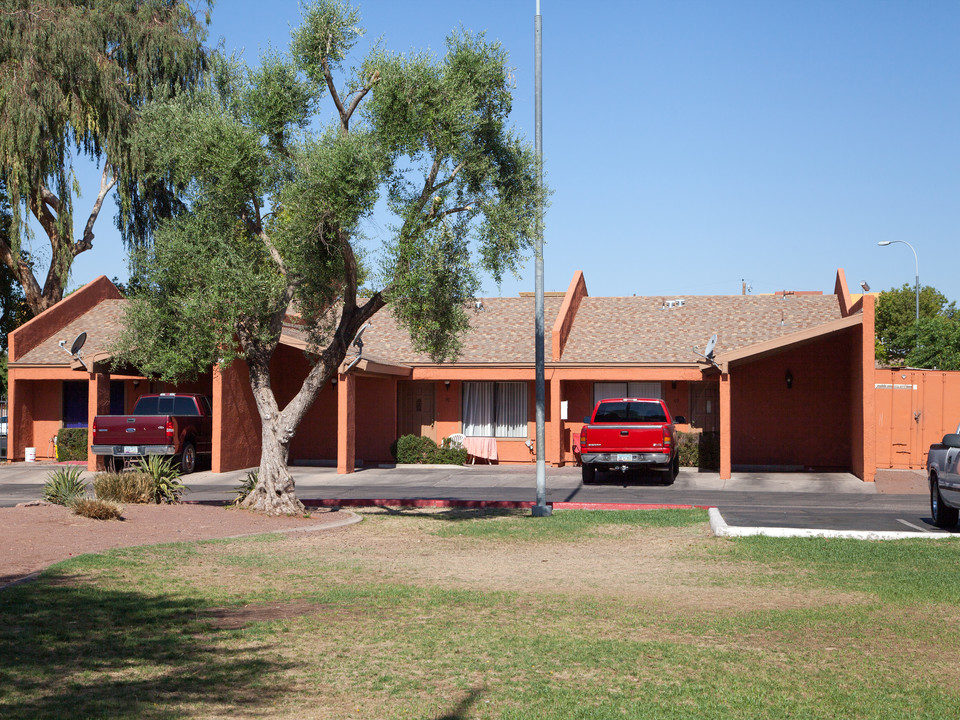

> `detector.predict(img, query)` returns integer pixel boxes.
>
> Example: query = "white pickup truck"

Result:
[927,424,960,528]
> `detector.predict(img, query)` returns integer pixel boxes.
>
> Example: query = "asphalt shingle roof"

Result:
[14,300,127,365]
[12,291,847,368]
[560,294,843,364]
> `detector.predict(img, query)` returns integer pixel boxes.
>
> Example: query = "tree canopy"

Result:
[117,1,546,514]
[0,0,211,314]
[875,283,960,370]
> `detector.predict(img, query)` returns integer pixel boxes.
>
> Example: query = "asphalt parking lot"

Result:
[0,461,942,537]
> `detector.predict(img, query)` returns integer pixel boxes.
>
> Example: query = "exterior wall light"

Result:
[785,370,793,389]
[444,380,451,390]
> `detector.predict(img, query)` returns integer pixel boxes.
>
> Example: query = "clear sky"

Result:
[62,0,958,302]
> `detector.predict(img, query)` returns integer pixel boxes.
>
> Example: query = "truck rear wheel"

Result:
[581,464,596,484]
[931,475,958,529]
[104,455,120,473]
[179,442,197,475]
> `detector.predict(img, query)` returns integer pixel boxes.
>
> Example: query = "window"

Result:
[593,382,662,405]
[463,382,527,438]
[593,400,666,424]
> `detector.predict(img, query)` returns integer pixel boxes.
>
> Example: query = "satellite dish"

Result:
[704,333,717,359]
[70,332,87,356]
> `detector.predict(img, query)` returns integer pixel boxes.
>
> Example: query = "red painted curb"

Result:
[301,499,712,512]
[303,498,536,510]
[552,502,707,511]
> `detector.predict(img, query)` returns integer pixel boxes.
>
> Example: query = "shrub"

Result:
[94,471,155,503]
[42,466,87,506]
[392,435,467,465]
[56,428,88,462]
[676,431,720,470]
[234,470,258,505]
[72,498,123,520]
[135,455,186,503]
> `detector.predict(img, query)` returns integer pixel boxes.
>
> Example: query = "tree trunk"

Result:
[240,412,306,516]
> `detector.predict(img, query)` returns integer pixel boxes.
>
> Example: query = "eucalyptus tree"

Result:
[0,0,210,314]
[118,1,545,515]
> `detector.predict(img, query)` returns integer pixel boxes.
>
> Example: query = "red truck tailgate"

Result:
[93,415,170,447]
[581,424,668,453]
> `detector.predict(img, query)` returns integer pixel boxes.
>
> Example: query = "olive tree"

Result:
[0,0,210,314]
[117,1,545,515]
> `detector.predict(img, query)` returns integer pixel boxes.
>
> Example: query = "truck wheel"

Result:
[582,464,596,484]
[931,476,958,529]
[660,468,675,485]
[179,442,197,475]
[104,455,120,473]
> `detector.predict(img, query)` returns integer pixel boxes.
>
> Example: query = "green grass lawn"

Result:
[2,508,959,719]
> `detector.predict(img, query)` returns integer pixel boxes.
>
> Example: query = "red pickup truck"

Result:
[91,393,213,473]
[579,398,684,485]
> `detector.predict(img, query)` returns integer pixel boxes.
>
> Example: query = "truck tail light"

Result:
[92,418,99,434]
[662,426,672,447]
[165,419,175,443]
[580,425,588,448]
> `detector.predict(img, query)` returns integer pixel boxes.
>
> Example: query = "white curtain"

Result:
[496,382,527,438]
[463,381,527,437]
[463,382,494,437]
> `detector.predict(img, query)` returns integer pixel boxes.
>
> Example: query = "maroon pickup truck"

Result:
[579,398,684,485]
[91,393,213,473]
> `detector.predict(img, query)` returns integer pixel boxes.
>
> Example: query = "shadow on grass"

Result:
[433,688,483,720]
[369,506,520,523]
[0,571,293,719]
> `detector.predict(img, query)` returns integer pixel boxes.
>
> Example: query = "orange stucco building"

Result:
[5,268,913,482]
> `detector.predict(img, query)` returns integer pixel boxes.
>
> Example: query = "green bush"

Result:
[676,431,720,470]
[94,471,155,503]
[56,428,88,462]
[392,435,467,465]
[42,465,87,506]
[72,497,123,520]
[135,455,186,503]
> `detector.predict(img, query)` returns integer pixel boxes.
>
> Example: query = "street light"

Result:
[878,240,919,322]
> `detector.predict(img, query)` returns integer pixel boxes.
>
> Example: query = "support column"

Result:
[861,295,877,482]
[337,373,356,474]
[88,372,110,471]
[8,373,28,462]
[719,372,732,480]
[548,373,562,465]
[212,365,224,473]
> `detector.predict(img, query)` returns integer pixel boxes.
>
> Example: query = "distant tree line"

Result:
[875,284,960,371]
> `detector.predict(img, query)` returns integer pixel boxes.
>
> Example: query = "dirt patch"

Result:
[0,503,353,587]
[224,508,869,612]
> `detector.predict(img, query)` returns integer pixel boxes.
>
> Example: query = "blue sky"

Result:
[63,0,958,302]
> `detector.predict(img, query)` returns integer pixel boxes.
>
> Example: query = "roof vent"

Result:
[663,299,686,309]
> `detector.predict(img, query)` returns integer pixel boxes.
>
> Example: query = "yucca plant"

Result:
[72,498,123,520]
[135,455,186,504]
[42,466,88,506]
[233,470,258,505]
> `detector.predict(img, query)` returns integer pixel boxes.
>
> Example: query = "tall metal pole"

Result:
[532,0,550,516]
[878,239,920,321]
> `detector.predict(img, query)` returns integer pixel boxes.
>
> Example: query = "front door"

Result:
[398,381,436,441]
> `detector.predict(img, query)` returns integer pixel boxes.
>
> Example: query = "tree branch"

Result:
[321,53,380,134]
[74,163,118,256]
